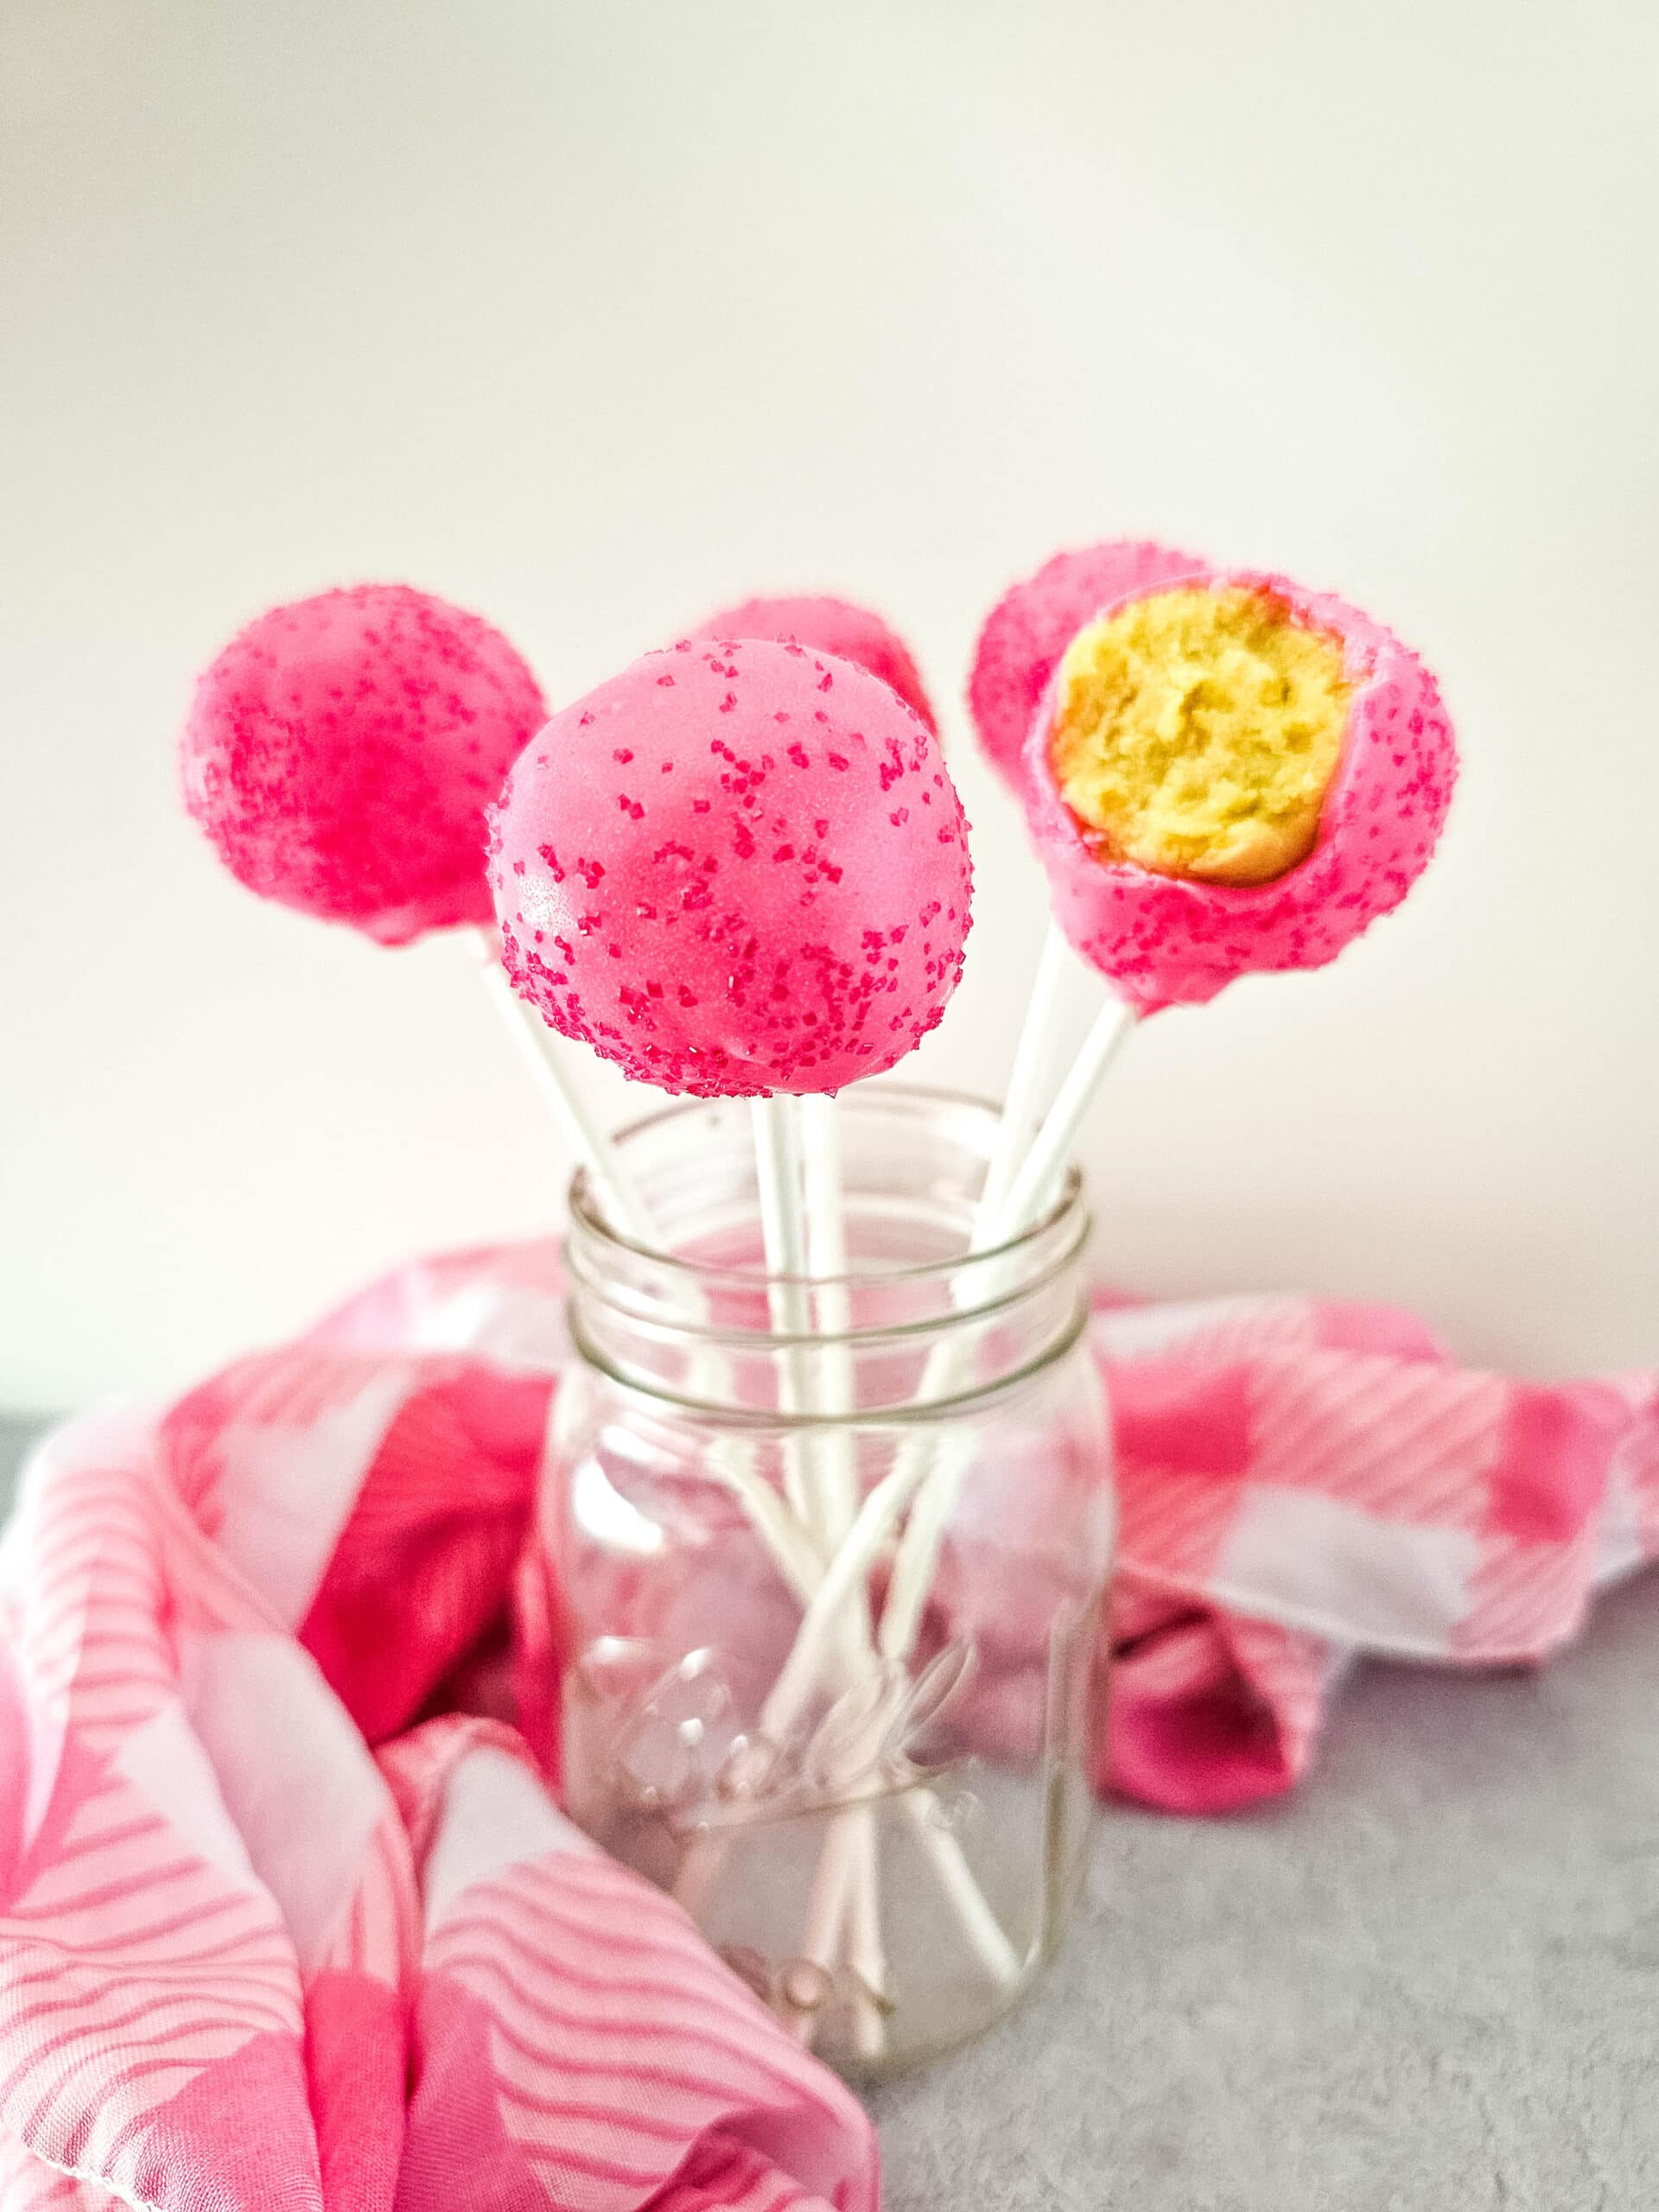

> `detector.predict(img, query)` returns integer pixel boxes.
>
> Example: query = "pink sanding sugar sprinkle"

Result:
[489,638,973,1097]
[181,583,547,944]
[1022,562,1459,1015]
[969,540,1208,791]
[690,594,938,732]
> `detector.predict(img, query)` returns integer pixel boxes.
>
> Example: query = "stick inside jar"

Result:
[796,1096,887,2059]
[675,1097,1022,2024]
[750,1092,1028,2001]
[747,943,1135,1985]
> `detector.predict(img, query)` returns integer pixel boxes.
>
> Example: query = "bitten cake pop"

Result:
[1022,562,1457,1015]
[489,638,972,1096]
[690,594,938,731]
[181,583,547,944]
[869,566,1454,1783]
[968,539,1205,790]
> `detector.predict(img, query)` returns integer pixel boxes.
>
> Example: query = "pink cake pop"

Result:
[690,594,937,732]
[181,583,547,944]
[969,540,1207,790]
[1022,561,1458,1016]
[489,638,972,1097]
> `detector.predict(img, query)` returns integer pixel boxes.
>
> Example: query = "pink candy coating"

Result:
[1023,563,1458,1015]
[969,540,1208,791]
[490,638,972,1097]
[690,594,937,732]
[181,584,547,945]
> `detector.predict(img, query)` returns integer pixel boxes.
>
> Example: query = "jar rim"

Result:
[566,1082,1084,1292]
[567,1289,1095,1426]
[565,1190,1091,1350]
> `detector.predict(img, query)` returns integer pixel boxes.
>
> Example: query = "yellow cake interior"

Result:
[1049,584,1352,885]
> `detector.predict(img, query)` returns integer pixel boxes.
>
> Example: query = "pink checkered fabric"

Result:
[1,1244,1653,2208]
[1094,1291,1656,1809]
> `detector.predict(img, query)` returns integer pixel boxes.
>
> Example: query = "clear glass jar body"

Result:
[546,1086,1113,2076]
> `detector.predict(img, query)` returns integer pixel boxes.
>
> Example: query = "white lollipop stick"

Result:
[841,1814,888,2062]
[467,928,658,1243]
[766,991,1137,1720]
[802,972,1129,1991]
[764,1437,933,1723]
[748,1096,1010,2011]
[752,1096,822,1535]
[797,1094,887,2053]
[973,922,1073,1226]
[877,991,1135,1661]
[751,1095,812,1325]
[471,934,824,1599]
[800,1096,858,1535]
[992,993,1137,1247]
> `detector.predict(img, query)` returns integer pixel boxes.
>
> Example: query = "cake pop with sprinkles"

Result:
[490,637,972,1096]
[969,539,1206,791]
[1020,558,1457,1014]
[690,593,937,731]
[181,583,547,944]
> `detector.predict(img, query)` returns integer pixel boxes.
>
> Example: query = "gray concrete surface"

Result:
[3,1420,1654,2209]
[868,1578,1659,2211]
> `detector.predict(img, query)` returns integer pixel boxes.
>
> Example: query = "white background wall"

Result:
[3,0,1655,1409]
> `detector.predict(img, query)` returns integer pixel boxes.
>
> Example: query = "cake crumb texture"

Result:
[1050,585,1352,885]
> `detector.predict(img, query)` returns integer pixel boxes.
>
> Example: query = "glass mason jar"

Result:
[545,1084,1113,2075]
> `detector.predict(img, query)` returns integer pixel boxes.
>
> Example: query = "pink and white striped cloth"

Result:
[2,1242,1655,2209]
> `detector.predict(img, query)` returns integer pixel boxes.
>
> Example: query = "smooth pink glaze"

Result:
[1022,563,1458,1014]
[969,540,1208,789]
[490,638,972,1096]
[181,584,547,944]
[690,593,937,732]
